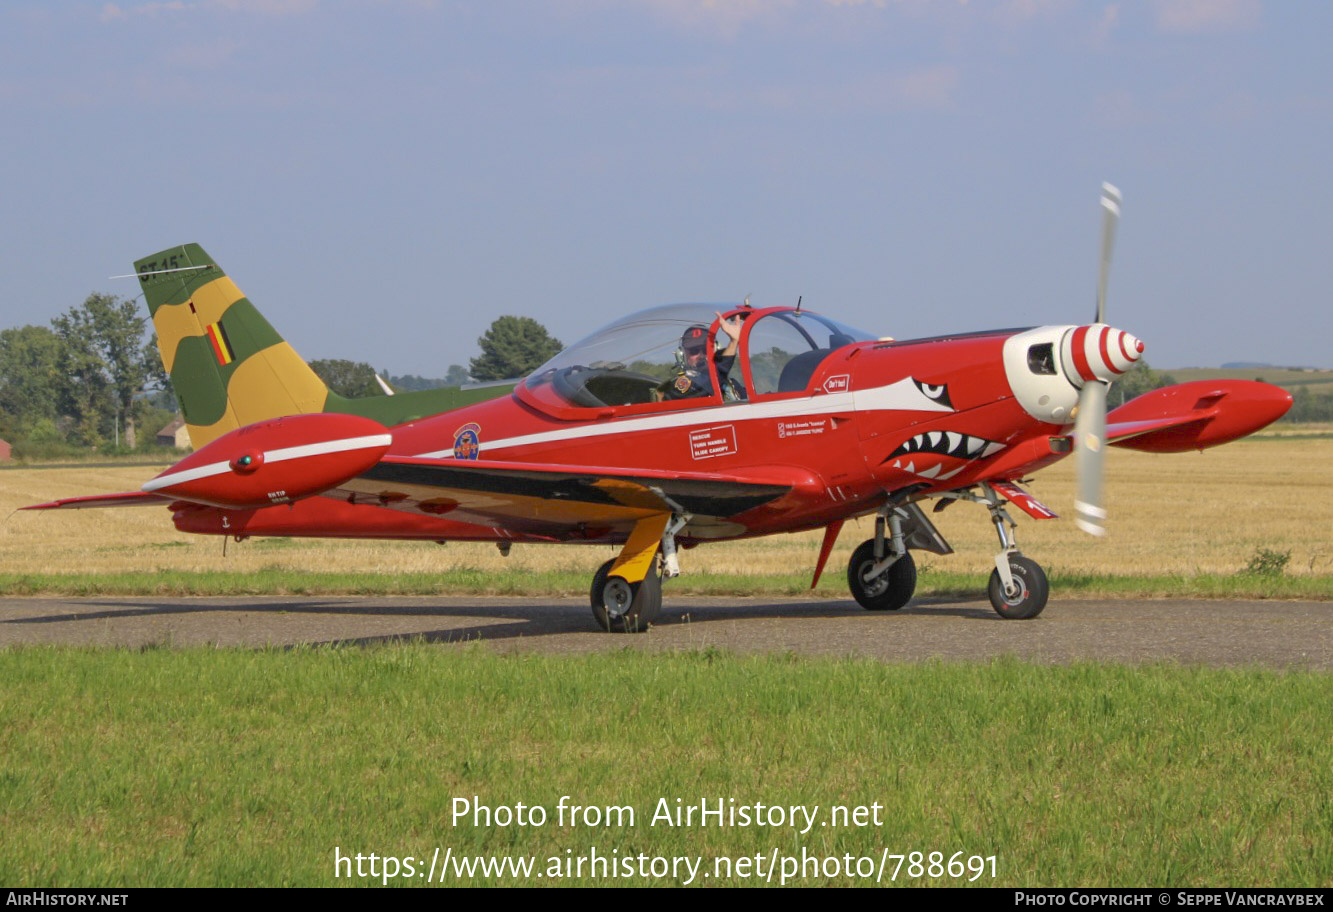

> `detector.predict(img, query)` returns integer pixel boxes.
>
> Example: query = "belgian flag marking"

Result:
[204,321,235,366]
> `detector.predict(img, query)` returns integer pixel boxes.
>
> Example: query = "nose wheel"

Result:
[987,554,1049,620]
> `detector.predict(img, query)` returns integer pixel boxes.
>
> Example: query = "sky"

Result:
[1,0,1329,375]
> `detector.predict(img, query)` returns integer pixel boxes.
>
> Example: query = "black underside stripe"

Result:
[358,462,790,518]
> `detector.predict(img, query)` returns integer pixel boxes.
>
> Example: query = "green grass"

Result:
[0,646,1330,886]
[1,567,1331,600]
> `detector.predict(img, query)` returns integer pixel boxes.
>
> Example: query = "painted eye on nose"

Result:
[913,380,952,408]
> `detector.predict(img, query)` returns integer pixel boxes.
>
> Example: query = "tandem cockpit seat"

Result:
[774,333,856,392]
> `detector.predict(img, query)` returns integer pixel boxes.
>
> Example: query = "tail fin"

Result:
[138,244,519,448]
[136,244,330,448]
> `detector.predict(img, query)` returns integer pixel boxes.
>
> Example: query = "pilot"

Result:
[660,313,746,401]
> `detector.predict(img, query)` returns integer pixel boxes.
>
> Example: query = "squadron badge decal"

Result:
[452,423,481,460]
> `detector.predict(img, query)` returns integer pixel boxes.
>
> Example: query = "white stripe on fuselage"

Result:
[142,433,393,492]
[416,377,952,459]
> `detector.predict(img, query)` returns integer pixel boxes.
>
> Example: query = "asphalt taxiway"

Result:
[1,595,1329,667]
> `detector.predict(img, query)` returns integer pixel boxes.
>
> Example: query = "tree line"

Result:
[0,300,562,458]
[0,294,171,458]
[308,315,562,397]
[3,296,1327,460]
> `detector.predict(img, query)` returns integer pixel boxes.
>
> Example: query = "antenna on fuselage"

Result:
[795,295,802,313]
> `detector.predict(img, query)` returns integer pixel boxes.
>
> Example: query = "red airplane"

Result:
[28,185,1292,629]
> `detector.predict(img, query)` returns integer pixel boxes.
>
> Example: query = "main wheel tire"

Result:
[847,540,917,611]
[987,554,1049,620]
[590,558,662,633]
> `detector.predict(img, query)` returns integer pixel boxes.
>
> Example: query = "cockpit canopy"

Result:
[521,303,874,414]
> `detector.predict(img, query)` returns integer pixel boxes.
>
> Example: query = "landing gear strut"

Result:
[931,483,1050,619]
[980,484,1048,619]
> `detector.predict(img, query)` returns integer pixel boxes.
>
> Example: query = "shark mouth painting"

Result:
[885,431,1005,481]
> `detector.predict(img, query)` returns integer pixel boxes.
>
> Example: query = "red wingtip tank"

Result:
[143,413,393,509]
[1109,379,1293,453]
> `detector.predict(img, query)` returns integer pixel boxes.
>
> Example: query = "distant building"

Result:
[156,416,192,450]
[0,438,10,462]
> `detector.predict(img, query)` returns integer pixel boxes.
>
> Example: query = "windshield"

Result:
[523,304,738,409]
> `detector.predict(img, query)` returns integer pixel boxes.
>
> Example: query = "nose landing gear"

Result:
[988,554,1049,620]
[929,483,1051,619]
[979,484,1049,619]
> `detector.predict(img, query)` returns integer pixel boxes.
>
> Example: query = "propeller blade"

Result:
[1096,182,1121,324]
[1073,379,1108,536]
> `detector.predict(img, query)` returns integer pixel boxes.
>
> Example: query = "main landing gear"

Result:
[590,558,661,633]
[588,513,684,633]
[847,508,918,611]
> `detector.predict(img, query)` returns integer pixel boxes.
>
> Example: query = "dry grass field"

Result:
[1171,366,1333,395]
[3,432,1330,587]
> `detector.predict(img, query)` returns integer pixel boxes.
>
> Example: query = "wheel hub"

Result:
[1003,576,1028,604]
[603,578,633,618]
[859,562,889,598]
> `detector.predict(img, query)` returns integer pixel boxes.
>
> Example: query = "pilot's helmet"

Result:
[682,325,709,356]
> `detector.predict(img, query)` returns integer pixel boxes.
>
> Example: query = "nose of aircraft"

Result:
[1062,323,1144,387]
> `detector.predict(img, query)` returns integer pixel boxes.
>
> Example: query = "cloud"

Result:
[1089,89,1149,128]
[634,0,795,34]
[1091,3,1119,45]
[162,37,242,69]
[995,0,1072,22]
[714,64,960,112]
[887,64,960,108]
[100,1,186,21]
[213,0,318,12]
[99,0,315,20]
[1153,0,1261,33]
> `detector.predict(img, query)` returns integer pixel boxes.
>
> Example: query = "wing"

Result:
[22,491,171,510]
[329,456,802,539]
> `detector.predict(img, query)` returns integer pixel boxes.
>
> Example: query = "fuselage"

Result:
[174,306,1113,544]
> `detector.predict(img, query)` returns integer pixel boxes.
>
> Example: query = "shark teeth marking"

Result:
[888,432,1004,461]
